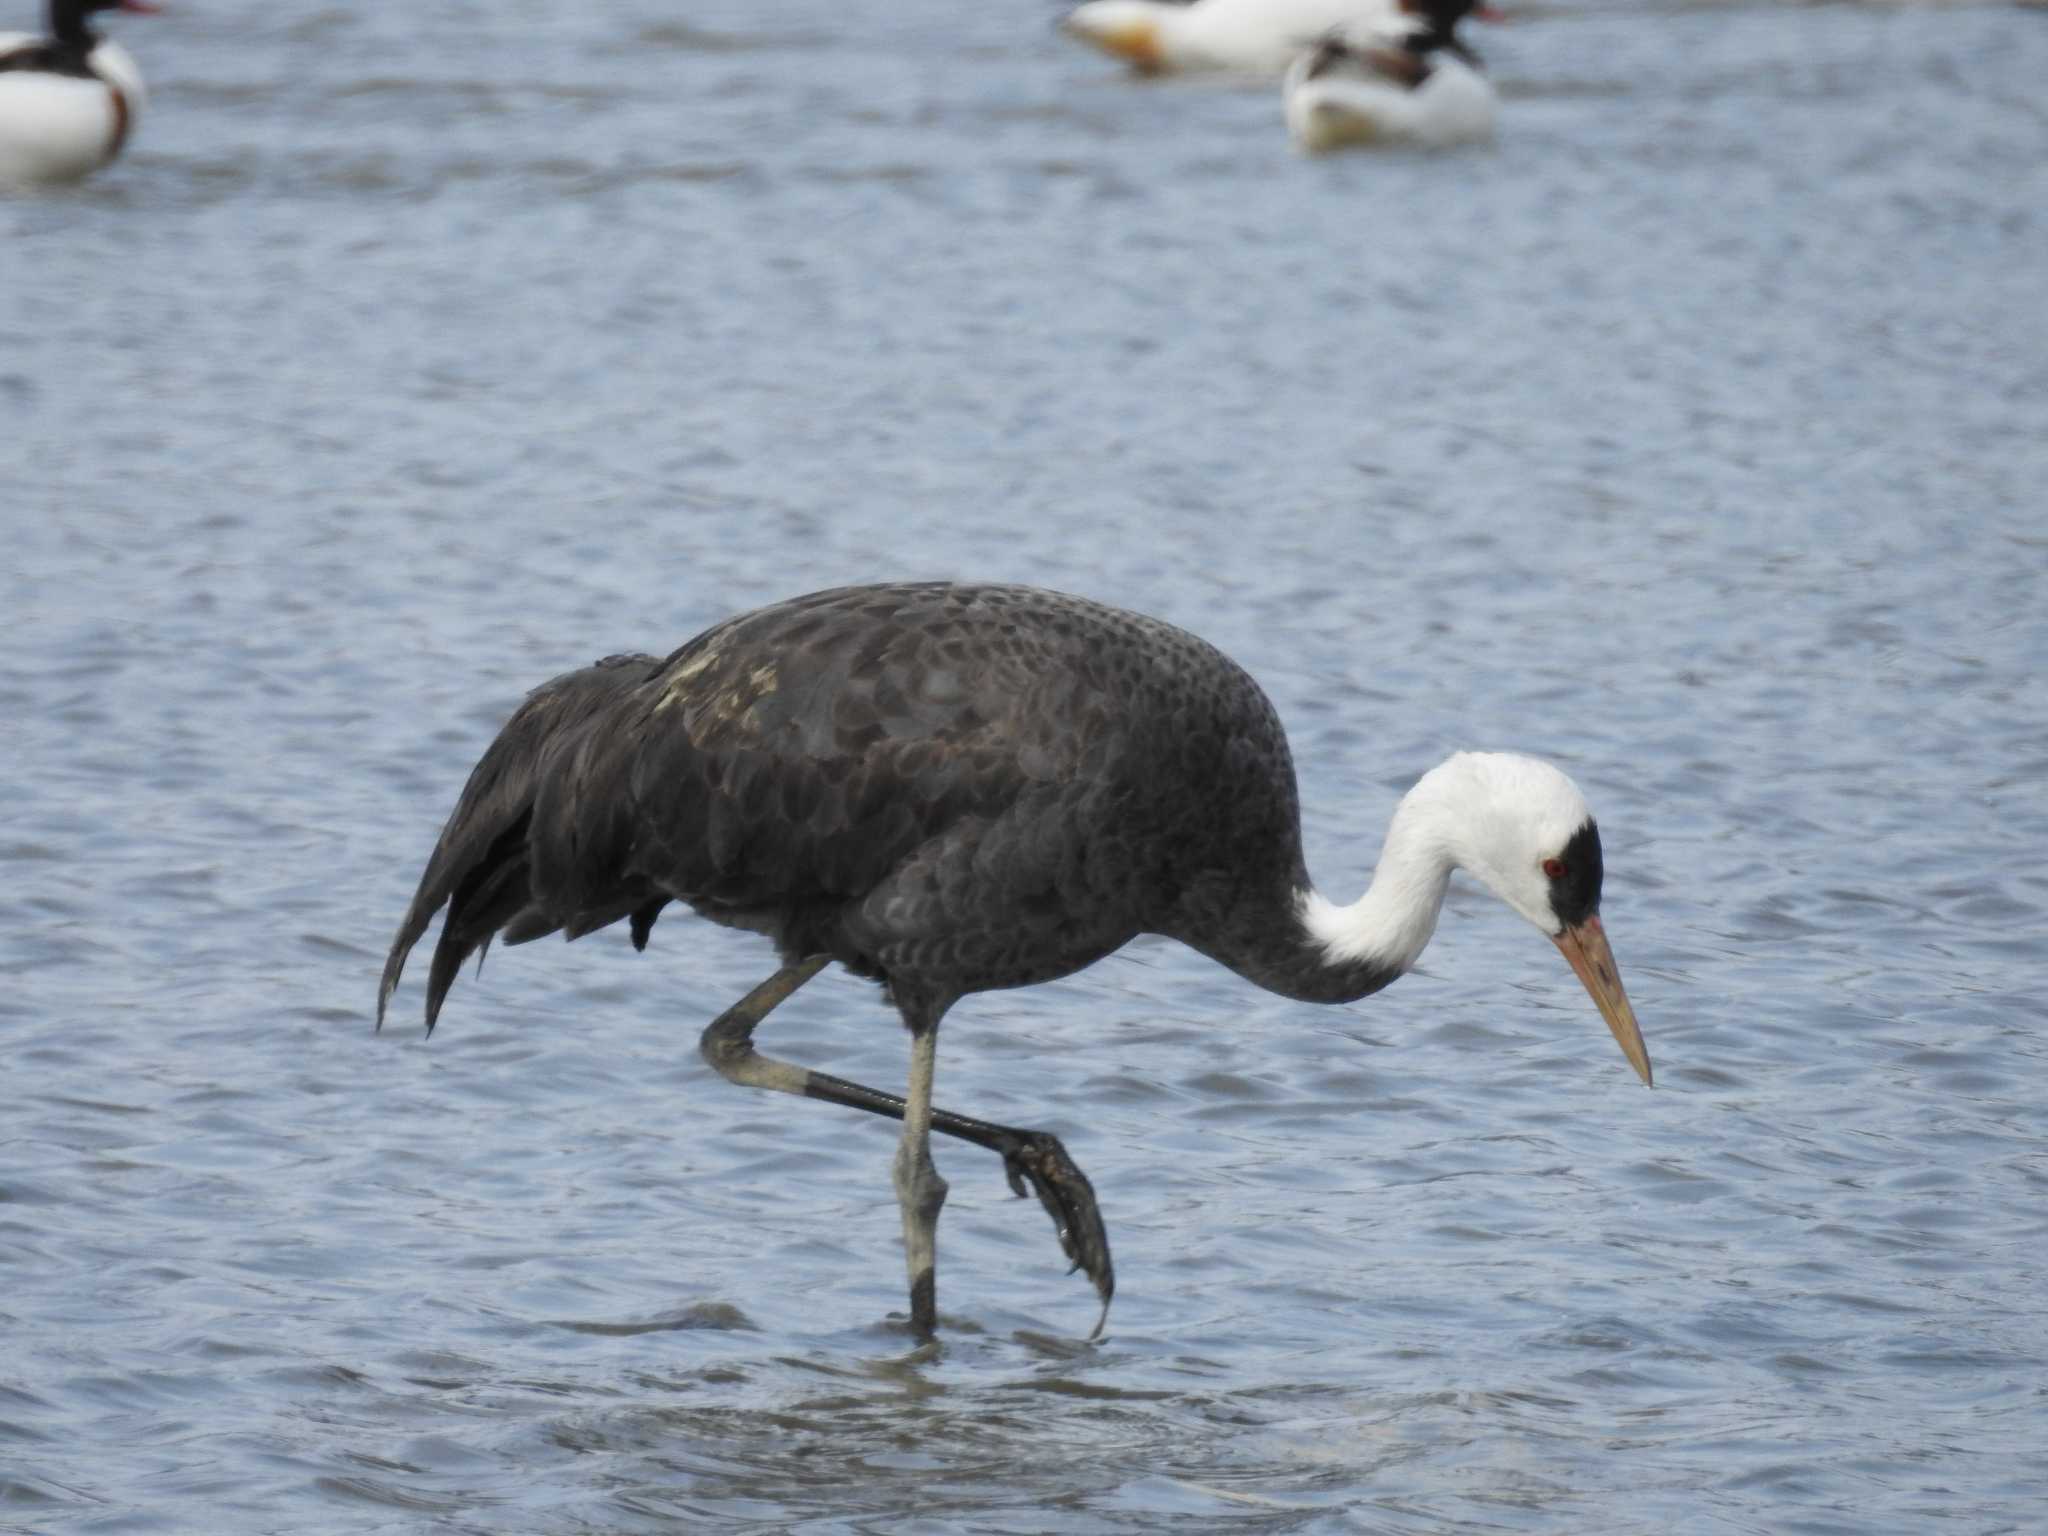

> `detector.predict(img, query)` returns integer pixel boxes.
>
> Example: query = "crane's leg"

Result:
[894,1001,947,1336]
[699,959,1114,1337]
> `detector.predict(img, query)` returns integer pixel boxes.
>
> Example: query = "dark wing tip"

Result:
[377,881,450,1035]
[376,928,413,1033]
[629,897,669,952]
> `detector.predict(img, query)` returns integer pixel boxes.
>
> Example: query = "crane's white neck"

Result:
[1299,787,1457,978]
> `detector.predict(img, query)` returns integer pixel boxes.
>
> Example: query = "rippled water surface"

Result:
[6,0,2047,1531]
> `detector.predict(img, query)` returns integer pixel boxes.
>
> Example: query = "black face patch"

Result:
[1546,821,1604,930]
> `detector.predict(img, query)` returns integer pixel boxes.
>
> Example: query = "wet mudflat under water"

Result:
[4,0,2046,1531]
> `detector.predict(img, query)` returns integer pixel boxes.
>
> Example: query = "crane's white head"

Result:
[1373,752,1652,1085]
[1409,752,1602,937]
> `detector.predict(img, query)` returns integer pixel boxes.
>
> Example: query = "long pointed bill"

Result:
[1552,916,1652,1086]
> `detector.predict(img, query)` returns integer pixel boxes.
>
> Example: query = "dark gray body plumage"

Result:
[379,582,1400,1033]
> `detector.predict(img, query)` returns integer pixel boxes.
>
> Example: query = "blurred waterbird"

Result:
[379,582,1652,1339]
[1063,0,1405,75]
[0,0,154,188]
[1285,0,1498,153]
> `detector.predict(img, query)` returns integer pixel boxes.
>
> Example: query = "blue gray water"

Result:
[5,0,2046,1530]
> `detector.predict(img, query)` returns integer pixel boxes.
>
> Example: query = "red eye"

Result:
[1542,858,1566,881]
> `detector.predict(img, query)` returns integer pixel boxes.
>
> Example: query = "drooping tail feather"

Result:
[378,653,664,1033]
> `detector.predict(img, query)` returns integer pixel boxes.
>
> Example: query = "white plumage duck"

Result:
[1063,0,1405,76]
[0,0,154,188]
[1284,0,1497,152]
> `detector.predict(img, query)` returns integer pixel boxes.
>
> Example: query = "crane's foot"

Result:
[996,1130,1114,1337]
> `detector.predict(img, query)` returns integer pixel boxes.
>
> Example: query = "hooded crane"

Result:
[379,582,1652,1338]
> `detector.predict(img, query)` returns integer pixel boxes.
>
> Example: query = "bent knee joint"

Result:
[894,1149,949,1214]
[699,1021,750,1075]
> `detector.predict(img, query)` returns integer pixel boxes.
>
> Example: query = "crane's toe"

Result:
[998,1130,1115,1331]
